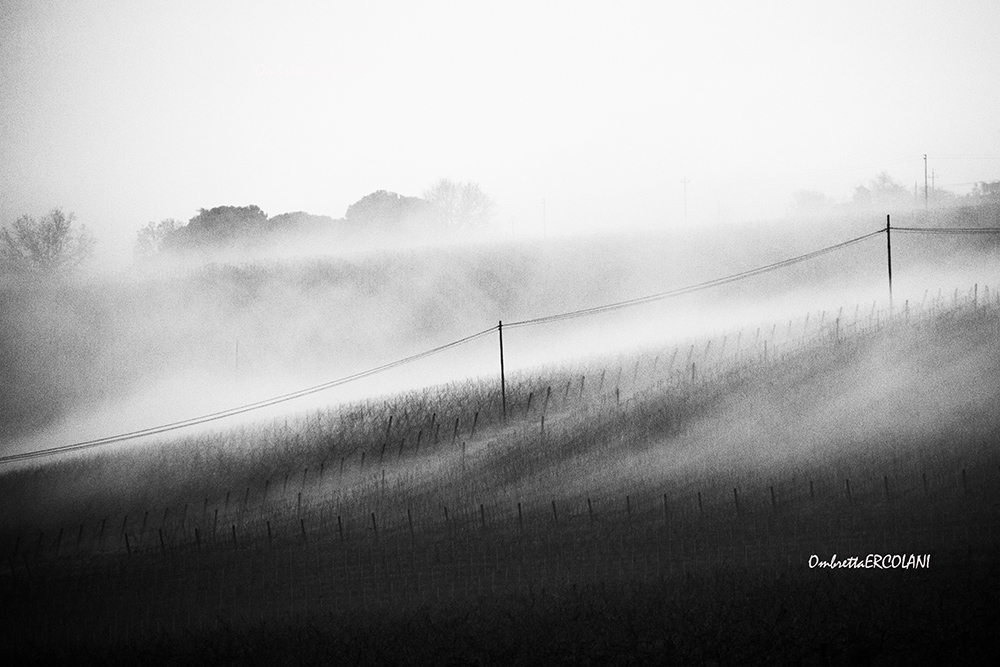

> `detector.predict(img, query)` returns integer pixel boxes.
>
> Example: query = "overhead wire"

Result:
[2,224,934,464]
[0,325,498,463]
[894,226,1000,235]
[505,229,884,329]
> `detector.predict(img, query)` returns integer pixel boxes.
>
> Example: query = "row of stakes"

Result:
[7,464,985,572]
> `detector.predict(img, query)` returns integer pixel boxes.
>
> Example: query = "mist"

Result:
[2,210,997,461]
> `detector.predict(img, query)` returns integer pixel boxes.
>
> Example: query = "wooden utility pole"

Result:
[886,214,893,307]
[498,321,507,421]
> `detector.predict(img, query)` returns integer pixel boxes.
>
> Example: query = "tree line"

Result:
[1,178,495,276]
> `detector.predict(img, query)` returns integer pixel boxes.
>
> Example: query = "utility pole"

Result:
[924,154,928,213]
[498,321,507,421]
[886,214,893,308]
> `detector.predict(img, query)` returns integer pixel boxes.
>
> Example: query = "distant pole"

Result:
[886,214,893,308]
[924,154,928,213]
[498,321,507,421]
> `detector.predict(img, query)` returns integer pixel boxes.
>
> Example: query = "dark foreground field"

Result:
[2,294,999,665]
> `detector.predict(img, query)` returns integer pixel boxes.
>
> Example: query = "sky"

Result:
[1,0,999,261]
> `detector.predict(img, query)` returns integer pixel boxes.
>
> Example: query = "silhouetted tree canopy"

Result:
[345,190,436,228]
[163,205,268,251]
[0,208,94,275]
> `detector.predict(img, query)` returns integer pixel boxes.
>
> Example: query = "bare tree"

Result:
[0,208,95,274]
[423,179,496,229]
[135,218,182,258]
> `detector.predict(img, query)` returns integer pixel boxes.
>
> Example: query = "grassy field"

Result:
[1,290,999,664]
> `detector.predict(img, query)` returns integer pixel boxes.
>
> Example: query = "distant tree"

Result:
[162,205,268,251]
[0,208,95,275]
[135,218,181,257]
[344,190,435,228]
[267,211,340,235]
[977,180,1000,201]
[423,179,496,229]
[789,189,834,215]
[869,171,908,199]
[852,172,910,210]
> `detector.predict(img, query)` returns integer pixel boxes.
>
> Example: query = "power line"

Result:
[0,226,899,465]
[0,326,498,464]
[505,230,884,329]
[894,226,1000,235]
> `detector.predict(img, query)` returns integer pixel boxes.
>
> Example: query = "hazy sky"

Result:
[2,0,999,259]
